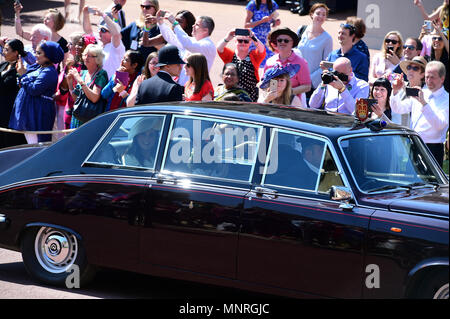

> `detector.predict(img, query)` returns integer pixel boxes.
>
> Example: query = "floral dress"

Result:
[246,0,279,68]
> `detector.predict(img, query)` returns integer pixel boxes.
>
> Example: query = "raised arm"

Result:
[14,2,32,41]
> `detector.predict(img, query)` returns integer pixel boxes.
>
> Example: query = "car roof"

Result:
[115,101,413,139]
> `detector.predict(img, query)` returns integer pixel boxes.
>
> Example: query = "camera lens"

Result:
[321,72,334,84]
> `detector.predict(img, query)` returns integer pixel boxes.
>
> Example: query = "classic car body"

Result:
[0,102,448,298]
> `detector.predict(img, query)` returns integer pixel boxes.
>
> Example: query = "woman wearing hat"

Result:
[122,117,163,168]
[257,63,303,107]
[264,27,311,104]
[0,39,27,148]
[389,56,427,126]
[9,41,64,144]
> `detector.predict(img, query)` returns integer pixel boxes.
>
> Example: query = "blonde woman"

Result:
[257,64,304,107]
[14,3,69,56]
[369,31,404,85]
[67,44,108,128]
[121,0,164,60]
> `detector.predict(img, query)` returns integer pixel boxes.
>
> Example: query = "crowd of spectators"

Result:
[0,0,448,169]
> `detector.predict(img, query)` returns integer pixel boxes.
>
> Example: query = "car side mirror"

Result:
[330,186,354,211]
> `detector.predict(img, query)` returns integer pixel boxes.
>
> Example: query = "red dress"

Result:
[184,80,214,101]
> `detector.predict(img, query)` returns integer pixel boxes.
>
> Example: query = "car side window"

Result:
[162,116,262,182]
[263,130,341,192]
[86,115,165,170]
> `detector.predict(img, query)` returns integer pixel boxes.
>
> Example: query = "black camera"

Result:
[321,70,348,85]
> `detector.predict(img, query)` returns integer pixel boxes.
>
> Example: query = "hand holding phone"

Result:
[424,20,432,33]
[235,28,250,36]
[321,61,334,70]
[405,87,420,97]
[269,79,278,93]
[115,71,129,87]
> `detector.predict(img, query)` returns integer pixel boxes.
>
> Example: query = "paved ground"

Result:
[0,0,374,86]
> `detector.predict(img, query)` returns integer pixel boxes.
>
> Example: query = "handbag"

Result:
[73,69,106,123]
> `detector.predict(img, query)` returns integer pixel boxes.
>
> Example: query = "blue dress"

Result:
[246,0,279,68]
[9,64,58,142]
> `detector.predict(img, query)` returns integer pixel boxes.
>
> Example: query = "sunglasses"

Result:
[140,5,154,10]
[385,39,399,45]
[340,23,356,33]
[406,65,421,71]
[432,36,443,41]
[403,45,416,50]
[276,38,292,44]
[185,63,191,68]
[237,39,250,44]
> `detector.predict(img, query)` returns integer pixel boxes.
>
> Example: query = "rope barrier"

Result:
[0,127,76,135]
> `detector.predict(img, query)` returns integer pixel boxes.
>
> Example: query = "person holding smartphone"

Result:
[369,31,404,85]
[217,28,265,101]
[390,61,449,166]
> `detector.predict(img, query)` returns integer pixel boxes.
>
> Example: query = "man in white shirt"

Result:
[391,61,449,166]
[309,57,370,114]
[156,10,216,75]
[82,6,126,79]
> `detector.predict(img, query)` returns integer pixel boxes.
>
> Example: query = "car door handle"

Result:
[155,173,177,185]
[254,186,278,199]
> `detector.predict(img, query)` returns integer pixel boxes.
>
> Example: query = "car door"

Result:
[77,114,165,270]
[238,128,374,298]
[139,115,263,279]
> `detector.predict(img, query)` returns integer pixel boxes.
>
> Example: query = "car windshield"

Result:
[340,134,448,193]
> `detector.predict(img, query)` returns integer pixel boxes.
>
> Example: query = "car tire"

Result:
[417,269,449,299]
[21,226,96,287]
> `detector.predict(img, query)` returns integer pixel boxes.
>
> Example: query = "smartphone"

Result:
[87,7,96,14]
[269,79,278,93]
[115,71,130,87]
[235,28,250,36]
[360,98,378,112]
[321,61,334,70]
[424,20,432,33]
[405,87,420,97]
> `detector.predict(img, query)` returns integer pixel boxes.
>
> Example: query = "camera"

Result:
[321,70,348,85]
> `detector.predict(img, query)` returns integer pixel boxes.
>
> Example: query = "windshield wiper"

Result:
[367,185,412,193]
[406,182,441,190]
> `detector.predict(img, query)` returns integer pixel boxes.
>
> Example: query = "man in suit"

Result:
[136,45,185,105]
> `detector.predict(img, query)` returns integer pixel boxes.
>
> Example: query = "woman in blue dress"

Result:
[245,0,281,68]
[9,41,64,144]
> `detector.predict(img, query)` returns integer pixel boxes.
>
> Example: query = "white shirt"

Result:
[390,86,449,143]
[102,40,126,80]
[158,22,216,72]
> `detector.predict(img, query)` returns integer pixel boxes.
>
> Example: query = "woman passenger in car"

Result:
[368,77,395,123]
[122,117,162,168]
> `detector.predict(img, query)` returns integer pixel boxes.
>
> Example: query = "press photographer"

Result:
[309,57,369,114]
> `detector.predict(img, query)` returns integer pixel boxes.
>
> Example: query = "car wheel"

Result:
[21,226,96,287]
[417,270,449,299]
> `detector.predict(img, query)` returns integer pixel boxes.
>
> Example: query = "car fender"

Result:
[18,222,83,246]
[405,257,449,297]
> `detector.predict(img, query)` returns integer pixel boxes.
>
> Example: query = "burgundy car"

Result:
[0,102,448,298]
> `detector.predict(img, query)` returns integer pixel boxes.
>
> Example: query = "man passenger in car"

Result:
[309,57,370,114]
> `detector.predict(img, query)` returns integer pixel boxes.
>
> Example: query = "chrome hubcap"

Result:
[34,227,78,274]
[434,283,449,299]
